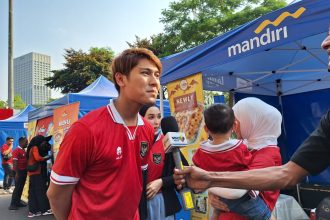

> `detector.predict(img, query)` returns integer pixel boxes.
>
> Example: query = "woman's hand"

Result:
[146,179,163,200]
[208,192,230,212]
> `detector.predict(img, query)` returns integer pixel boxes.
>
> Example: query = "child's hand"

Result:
[208,192,230,212]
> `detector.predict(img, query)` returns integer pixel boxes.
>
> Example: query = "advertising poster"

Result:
[167,73,210,219]
[53,102,79,161]
[35,116,53,137]
[27,120,37,141]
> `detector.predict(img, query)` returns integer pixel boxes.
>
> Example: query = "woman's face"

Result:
[144,106,161,133]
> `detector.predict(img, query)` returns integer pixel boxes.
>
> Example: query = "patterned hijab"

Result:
[232,97,282,150]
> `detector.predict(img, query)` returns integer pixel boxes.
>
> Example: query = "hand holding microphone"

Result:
[161,116,195,210]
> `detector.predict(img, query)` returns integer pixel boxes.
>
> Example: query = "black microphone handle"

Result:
[172,147,183,170]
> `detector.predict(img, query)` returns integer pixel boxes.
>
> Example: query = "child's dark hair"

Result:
[204,104,234,134]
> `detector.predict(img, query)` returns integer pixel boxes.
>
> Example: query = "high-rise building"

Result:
[14,52,51,105]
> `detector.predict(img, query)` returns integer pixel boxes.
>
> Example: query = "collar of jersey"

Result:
[200,139,242,153]
[107,99,144,126]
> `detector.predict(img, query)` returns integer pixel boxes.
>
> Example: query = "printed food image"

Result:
[174,104,204,144]
[54,131,63,144]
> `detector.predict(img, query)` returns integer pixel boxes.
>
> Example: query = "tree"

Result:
[0,95,26,109]
[14,95,26,110]
[0,100,7,108]
[132,0,286,57]
[45,47,115,93]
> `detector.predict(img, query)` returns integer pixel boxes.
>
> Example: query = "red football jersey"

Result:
[51,101,154,220]
[12,146,27,170]
[193,139,252,220]
[1,144,13,165]
[193,139,252,172]
[147,133,165,184]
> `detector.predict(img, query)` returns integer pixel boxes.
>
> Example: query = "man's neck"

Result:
[114,97,141,126]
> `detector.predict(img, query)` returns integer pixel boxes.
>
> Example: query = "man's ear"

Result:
[114,72,126,88]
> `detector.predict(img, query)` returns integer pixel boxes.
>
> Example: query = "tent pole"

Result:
[159,86,164,118]
[228,92,234,107]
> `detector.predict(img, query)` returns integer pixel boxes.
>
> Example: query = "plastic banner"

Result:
[167,73,210,219]
[53,102,79,161]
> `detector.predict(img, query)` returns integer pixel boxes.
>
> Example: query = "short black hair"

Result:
[139,104,157,117]
[204,104,234,134]
[19,136,27,143]
[6,137,14,141]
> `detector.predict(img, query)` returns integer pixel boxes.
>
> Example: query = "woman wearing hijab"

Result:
[26,135,53,218]
[139,104,188,220]
[210,97,282,220]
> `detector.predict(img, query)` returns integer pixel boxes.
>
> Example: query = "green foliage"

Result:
[14,95,26,110]
[131,0,287,57]
[0,100,7,108]
[45,47,115,93]
[0,95,26,110]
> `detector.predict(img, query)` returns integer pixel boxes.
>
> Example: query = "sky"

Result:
[0,0,172,101]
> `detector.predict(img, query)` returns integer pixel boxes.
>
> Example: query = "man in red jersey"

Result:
[1,137,14,193]
[9,136,28,210]
[47,48,162,220]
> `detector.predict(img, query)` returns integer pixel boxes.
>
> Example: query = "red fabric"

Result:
[27,146,45,176]
[147,134,165,183]
[249,147,282,210]
[52,106,154,220]
[0,108,13,120]
[1,144,13,165]
[193,141,251,220]
[12,147,27,170]
[192,141,251,172]
[218,146,282,220]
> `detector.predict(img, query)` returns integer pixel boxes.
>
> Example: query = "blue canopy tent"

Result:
[29,75,171,121]
[0,105,36,181]
[161,0,330,184]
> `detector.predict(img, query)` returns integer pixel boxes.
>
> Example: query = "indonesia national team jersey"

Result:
[50,101,154,220]
[12,146,27,170]
[192,139,252,172]
[147,133,165,184]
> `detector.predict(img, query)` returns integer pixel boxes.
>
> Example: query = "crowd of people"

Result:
[0,34,329,220]
[1,135,53,217]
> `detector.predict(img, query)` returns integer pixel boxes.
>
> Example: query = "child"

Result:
[192,104,273,220]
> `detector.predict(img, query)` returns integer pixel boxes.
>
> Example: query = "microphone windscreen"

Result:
[161,116,179,135]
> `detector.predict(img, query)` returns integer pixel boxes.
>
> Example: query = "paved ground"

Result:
[0,189,55,220]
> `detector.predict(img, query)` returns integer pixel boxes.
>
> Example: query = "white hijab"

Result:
[232,97,282,150]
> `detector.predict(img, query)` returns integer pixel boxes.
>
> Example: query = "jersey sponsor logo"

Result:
[152,153,162,165]
[140,141,149,158]
[116,146,123,160]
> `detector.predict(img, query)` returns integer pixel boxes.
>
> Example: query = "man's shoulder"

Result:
[141,117,154,131]
[78,106,110,126]
[1,144,8,150]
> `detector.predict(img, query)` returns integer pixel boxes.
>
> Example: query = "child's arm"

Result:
[208,187,248,199]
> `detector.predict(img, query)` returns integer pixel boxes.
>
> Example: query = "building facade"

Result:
[14,52,51,105]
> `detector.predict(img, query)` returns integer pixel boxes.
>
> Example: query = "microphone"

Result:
[161,116,194,210]
[161,116,187,168]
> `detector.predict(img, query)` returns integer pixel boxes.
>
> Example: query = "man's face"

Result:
[6,139,14,147]
[20,139,28,148]
[118,58,160,105]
